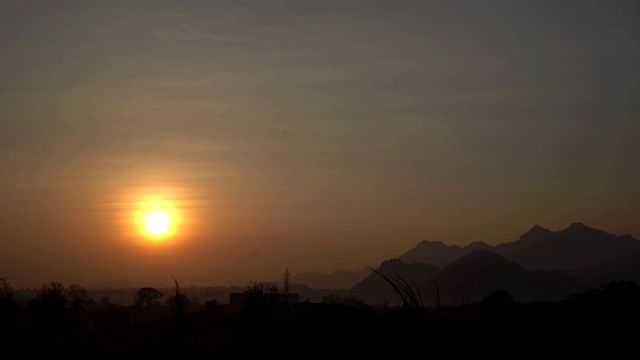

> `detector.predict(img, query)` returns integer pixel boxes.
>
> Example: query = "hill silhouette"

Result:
[349,259,439,304]
[433,250,583,303]
[399,222,640,286]
[301,222,637,305]
[349,250,583,305]
[495,223,640,283]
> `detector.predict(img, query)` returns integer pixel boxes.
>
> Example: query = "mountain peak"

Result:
[464,241,493,251]
[529,224,548,233]
[399,240,464,267]
[563,222,602,235]
[518,224,553,242]
[568,222,586,229]
[416,240,449,249]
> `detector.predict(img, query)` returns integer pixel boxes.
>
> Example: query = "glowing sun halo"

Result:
[145,211,171,236]
[135,202,179,241]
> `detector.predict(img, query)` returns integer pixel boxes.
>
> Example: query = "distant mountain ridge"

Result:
[297,222,640,305]
[399,222,640,284]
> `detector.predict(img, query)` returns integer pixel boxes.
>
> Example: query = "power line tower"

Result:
[282,267,290,294]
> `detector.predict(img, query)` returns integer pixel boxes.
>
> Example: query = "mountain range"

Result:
[293,222,640,305]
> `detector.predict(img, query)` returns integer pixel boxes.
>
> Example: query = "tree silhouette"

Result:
[66,284,93,331]
[563,280,640,327]
[133,287,164,309]
[0,277,20,332]
[67,284,93,315]
[28,281,68,332]
[244,281,282,310]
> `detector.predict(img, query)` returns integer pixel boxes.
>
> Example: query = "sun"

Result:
[145,211,171,236]
[135,201,180,241]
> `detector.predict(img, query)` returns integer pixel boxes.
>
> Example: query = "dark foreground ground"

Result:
[1,280,638,357]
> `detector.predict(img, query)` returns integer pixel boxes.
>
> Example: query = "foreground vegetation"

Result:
[0,277,638,356]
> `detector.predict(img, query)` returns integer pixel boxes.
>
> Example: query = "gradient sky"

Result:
[1,0,638,289]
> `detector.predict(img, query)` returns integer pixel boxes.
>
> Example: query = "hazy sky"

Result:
[1,0,638,289]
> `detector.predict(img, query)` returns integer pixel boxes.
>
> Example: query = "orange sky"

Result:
[1,0,639,289]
